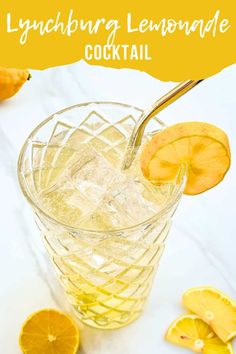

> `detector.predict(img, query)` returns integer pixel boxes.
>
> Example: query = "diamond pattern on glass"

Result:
[19,104,180,329]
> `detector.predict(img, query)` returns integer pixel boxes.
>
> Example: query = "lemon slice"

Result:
[140,122,231,195]
[19,309,79,354]
[183,287,236,343]
[165,314,234,353]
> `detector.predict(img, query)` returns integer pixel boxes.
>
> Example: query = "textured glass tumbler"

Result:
[18,102,186,329]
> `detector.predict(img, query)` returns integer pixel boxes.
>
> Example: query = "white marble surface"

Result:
[0,60,236,353]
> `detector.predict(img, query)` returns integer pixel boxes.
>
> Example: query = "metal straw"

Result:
[122,80,203,170]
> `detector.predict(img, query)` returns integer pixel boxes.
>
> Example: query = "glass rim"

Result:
[17,101,187,235]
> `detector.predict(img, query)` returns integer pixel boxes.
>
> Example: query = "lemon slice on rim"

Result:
[140,122,231,195]
[19,309,79,354]
[183,287,236,343]
[165,314,234,353]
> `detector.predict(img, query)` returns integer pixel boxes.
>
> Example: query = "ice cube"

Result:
[107,176,161,224]
[40,185,93,227]
[39,143,170,230]
[69,146,118,203]
[78,173,162,230]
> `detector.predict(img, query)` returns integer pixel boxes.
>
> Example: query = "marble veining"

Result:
[0,60,235,353]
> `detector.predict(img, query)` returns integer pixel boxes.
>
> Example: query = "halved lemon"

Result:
[165,314,234,353]
[183,287,236,343]
[140,122,231,195]
[19,309,79,354]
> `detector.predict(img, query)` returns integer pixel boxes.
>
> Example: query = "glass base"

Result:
[72,306,143,329]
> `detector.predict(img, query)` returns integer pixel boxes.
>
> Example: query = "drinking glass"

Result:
[18,102,186,329]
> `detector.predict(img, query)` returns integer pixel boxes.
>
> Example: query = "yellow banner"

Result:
[0,0,236,80]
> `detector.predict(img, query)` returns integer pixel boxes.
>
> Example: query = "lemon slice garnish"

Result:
[141,122,231,195]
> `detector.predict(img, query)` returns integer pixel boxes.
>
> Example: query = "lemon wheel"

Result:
[183,287,236,343]
[166,314,234,353]
[141,122,231,195]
